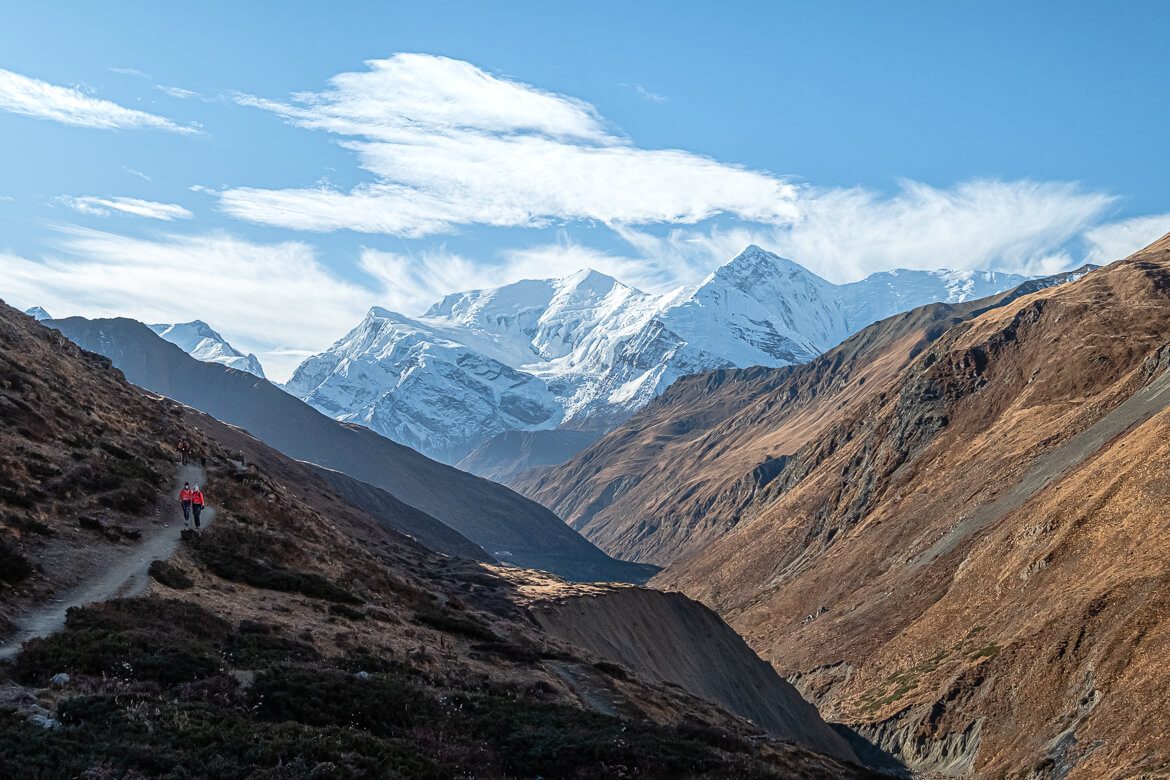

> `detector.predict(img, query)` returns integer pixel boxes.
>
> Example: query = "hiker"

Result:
[177,438,190,465]
[191,485,205,528]
[179,482,193,525]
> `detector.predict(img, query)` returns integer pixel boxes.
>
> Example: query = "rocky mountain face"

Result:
[515,267,1093,567]
[46,315,656,584]
[0,299,866,777]
[286,248,1033,467]
[22,307,51,321]
[149,320,266,377]
[523,235,1170,776]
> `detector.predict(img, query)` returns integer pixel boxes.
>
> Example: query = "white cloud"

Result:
[1083,212,1170,264]
[156,84,202,100]
[359,239,652,315]
[0,68,198,133]
[108,67,150,79]
[0,228,380,381]
[616,180,1116,283]
[222,53,798,236]
[633,84,667,103]
[122,166,152,181]
[59,196,193,221]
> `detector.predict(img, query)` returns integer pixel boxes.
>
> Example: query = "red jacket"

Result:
[179,488,193,503]
[192,490,205,506]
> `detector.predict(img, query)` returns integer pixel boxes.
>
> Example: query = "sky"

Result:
[1,1,1168,380]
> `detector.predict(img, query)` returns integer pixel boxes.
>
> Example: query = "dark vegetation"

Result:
[148,559,193,590]
[0,538,34,584]
[413,608,498,642]
[189,526,363,605]
[0,596,794,779]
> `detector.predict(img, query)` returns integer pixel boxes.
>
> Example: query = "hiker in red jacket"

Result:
[191,485,206,528]
[179,482,193,525]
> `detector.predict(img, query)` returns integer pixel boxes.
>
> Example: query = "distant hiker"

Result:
[191,485,205,528]
[179,482,193,525]
[177,438,190,465]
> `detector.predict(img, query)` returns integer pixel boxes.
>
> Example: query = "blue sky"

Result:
[1,1,1168,379]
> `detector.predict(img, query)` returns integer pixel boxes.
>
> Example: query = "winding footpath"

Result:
[0,465,214,660]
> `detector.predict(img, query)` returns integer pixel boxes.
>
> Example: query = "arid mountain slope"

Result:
[304,463,492,562]
[527,584,855,761]
[46,316,655,583]
[651,235,1170,777]
[457,428,602,482]
[517,269,1090,566]
[0,300,866,777]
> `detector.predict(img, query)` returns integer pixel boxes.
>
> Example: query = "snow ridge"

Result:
[149,321,265,378]
[287,247,1033,462]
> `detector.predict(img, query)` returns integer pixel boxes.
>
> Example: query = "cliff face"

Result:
[529,585,857,764]
[651,235,1170,776]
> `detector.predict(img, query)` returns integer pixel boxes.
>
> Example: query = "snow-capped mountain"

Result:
[149,320,265,378]
[24,306,52,321]
[287,247,1033,463]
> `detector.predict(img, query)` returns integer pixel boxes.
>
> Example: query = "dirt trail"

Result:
[0,465,214,661]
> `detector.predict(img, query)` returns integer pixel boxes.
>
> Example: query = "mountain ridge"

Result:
[149,320,266,377]
[45,315,656,584]
[287,246,1037,465]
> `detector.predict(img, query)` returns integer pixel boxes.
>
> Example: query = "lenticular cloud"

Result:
[222,53,799,236]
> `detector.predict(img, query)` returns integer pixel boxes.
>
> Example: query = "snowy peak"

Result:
[288,249,1049,464]
[24,306,52,321]
[149,320,265,378]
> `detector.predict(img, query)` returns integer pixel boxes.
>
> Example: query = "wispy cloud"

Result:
[0,228,380,380]
[0,68,198,133]
[108,66,150,79]
[615,180,1118,283]
[58,196,193,221]
[122,166,152,181]
[358,239,652,316]
[629,83,667,103]
[1083,212,1170,264]
[221,53,797,236]
[155,84,202,100]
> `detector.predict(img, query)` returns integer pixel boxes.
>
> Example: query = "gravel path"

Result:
[0,465,214,660]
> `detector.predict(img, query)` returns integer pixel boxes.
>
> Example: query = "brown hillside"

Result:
[654,234,1170,776]
[0,301,865,778]
[516,270,1088,566]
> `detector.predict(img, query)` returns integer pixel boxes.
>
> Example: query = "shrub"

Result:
[0,538,33,584]
[413,610,497,642]
[328,603,366,621]
[192,536,363,605]
[148,560,193,589]
[250,666,439,736]
[13,599,229,686]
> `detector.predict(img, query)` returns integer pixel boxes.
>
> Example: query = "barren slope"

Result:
[517,271,1089,566]
[0,300,868,777]
[654,235,1170,777]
